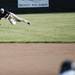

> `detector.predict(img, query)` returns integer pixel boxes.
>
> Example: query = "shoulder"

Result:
[60,70,75,75]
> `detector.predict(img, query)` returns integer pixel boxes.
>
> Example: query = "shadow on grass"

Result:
[0,41,75,43]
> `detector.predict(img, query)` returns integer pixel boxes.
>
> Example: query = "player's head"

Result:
[59,60,72,73]
[0,8,4,14]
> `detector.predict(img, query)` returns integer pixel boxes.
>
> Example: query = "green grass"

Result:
[0,13,75,43]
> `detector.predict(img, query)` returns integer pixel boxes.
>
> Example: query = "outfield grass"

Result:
[0,13,75,43]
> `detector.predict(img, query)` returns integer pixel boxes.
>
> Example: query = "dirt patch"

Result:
[0,43,75,75]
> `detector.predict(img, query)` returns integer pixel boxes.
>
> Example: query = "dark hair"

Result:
[59,60,72,73]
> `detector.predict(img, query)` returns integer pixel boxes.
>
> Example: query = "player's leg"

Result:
[10,12,31,25]
[8,18,16,25]
[7,14,16,25]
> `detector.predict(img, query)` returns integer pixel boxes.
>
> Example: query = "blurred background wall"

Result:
[0,0,75,13]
